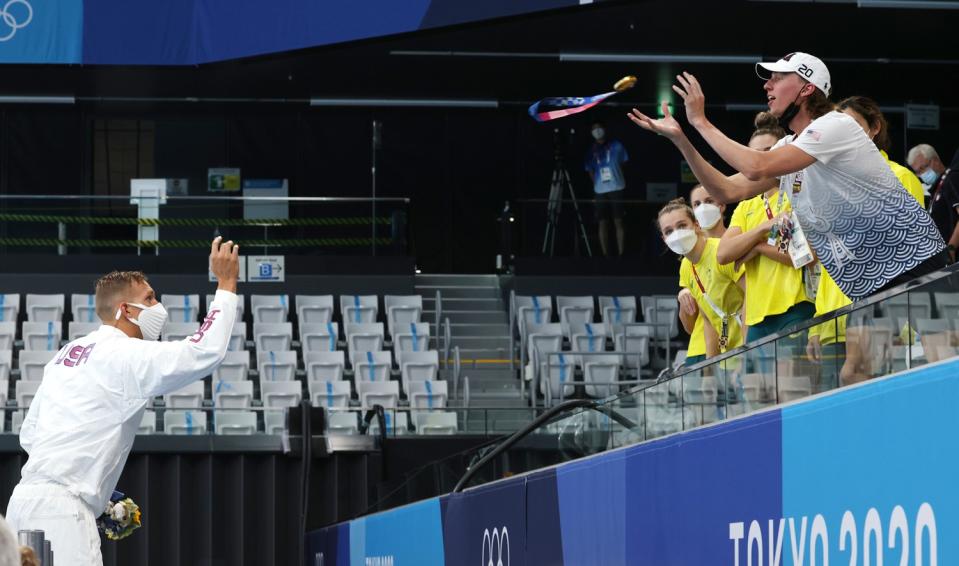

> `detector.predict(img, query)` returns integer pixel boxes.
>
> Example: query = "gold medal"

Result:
[614,76,637,92]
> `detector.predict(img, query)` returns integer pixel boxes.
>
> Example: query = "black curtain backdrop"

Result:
[1,102,957,272]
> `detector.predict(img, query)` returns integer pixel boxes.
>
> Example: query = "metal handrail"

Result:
[434,290,443,362]
[443,317,452,373]
[452,399,638,493]
[453,345,462,402]
[452,399,594,493]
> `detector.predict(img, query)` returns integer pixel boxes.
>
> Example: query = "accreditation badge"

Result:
[787,212,815,269]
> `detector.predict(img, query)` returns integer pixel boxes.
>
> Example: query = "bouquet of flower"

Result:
[96,490,142,540]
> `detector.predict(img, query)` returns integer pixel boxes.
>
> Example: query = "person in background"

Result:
[908,143,959,263]
[585,120,629,256]
[677,184,738,365]
[659,198,745,366]
[838,96,924,205]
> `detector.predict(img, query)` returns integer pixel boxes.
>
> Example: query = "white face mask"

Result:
[591,128,605,141]
[116,302,168,341]
[665,228,698,256]
[693,203,722,229]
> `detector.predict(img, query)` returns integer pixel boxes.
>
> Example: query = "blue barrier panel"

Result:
[442,478,527,566]
[556,448,628,564]
[352,497,445,566]
[525,469,566,565]
[779,359,958,565]
[306,358,959,565]
[624,409,783,564]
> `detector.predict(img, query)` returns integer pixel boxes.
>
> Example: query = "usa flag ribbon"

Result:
[528,91,619,123]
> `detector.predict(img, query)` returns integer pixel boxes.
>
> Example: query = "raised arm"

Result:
[628,104,773,204]
[122,239,240,399]
[673,72,817,181]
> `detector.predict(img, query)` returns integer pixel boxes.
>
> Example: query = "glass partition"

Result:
[432,263,959,505]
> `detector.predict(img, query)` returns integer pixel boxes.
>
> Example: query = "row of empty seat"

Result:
[0,293,429,335]
[0,320,432,360]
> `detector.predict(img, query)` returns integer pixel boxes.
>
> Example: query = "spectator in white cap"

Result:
[628,52,948,300]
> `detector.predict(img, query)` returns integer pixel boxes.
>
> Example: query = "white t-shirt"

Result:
[772,111,945,299]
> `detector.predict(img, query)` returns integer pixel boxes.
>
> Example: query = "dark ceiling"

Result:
[3,0,958,109]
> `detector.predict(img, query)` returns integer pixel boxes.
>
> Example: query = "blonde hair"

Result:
[656,197,696,232]
[750,111,786,141]
[95,270,148,321]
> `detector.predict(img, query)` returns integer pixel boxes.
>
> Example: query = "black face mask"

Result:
[777,90,805,133]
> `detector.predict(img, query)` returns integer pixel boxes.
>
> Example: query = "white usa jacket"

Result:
[18,290,238,513]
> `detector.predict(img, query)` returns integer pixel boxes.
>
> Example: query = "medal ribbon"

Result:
[528,91,619,123]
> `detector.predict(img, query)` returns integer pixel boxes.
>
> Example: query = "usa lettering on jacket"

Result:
[54,343,96,368]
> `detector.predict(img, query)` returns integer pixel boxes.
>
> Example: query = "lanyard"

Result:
[594,145,612,168]
[762,190,784,220]
[930,169,950,211]
[690,263,742,351]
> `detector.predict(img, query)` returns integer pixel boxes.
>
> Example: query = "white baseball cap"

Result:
[756,52,831,96]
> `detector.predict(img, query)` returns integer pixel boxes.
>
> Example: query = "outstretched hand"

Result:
[627,101,685,142]
[673,71,708,128]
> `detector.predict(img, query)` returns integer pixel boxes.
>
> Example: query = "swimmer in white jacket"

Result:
[5,237,239,566]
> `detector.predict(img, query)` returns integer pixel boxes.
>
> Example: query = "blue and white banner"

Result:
[0,0,582,65]
[307,359,959,565]
[0,0,82,63]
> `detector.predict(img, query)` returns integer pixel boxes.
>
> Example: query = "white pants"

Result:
[5,483,103,566]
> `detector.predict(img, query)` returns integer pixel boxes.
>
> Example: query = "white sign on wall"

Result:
[247,255,285,282]
[906,104,939,130]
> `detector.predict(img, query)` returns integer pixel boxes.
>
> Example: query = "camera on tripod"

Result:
[543,127,592,257]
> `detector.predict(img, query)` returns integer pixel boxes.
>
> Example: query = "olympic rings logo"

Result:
[0,0,33,42]
[481,527,510,566]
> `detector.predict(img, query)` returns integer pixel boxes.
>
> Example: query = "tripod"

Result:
[542,130,593,257]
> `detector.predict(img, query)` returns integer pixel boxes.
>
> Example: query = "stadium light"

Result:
[0,96,75,104]
[559,53,761,63]
[309,98,498,108]
[389,50,762,64]
[857,0,959,8]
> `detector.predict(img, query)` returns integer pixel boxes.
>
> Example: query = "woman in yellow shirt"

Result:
[806,96,926,389]
[717,113,813,346]
[838,96,925,205]
[677,184,733,365]
[659,197,745,367]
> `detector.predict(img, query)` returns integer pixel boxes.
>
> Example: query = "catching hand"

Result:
[210,236,239,292]
[673,71,708,128]
[627,102,685,141]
